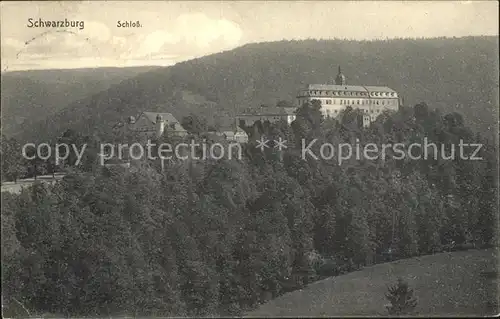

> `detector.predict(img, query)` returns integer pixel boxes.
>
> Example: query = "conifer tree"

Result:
[385,278,418,315]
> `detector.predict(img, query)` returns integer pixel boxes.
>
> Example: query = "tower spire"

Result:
[335,65,346,85]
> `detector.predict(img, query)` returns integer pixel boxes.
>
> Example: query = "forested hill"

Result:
[2,101,498,317]
[1,66,158,138]
[18,36,498,143]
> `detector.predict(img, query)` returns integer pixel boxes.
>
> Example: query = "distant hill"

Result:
[246,249,498,317]
[1,66,158,137]
[14,36,499,143]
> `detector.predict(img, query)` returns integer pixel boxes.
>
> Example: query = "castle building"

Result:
[296,67,401,127]
[236,106,296,127]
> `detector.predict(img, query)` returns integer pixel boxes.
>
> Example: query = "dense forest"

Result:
[14,36,499,144]
[2,101,497,317]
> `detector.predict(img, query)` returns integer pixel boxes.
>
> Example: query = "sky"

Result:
[1,1,498,71]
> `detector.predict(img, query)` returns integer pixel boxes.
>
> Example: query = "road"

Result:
[1,174,65,194]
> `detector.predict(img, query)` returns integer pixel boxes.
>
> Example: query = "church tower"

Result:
[335,66,346,85]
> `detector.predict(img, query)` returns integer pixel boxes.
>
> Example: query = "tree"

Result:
[181,114,208,135]
[1,135,28,182]
[385,278,418,315]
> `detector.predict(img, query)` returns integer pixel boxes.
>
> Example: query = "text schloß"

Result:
[117,20,142,27]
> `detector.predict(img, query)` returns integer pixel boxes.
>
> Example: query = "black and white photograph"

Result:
[1,1,498,317]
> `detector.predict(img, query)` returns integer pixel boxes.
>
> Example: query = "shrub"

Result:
[385,277,418,315]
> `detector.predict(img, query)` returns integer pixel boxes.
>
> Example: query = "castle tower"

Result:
[335,66,346,85]
[155,114,165,138]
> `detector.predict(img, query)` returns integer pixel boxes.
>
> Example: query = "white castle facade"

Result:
[296,67,401,127]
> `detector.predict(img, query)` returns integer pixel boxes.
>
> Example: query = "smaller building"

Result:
[236,106,296,127]
[120,111,188,139]
[103,162,131,169]
[216,125,249,143]
[362,114,371,128]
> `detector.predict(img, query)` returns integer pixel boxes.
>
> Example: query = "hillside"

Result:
[246,249,498,317]
[1,66,158,137]
[15,36,499,143]
[2,96,497,317]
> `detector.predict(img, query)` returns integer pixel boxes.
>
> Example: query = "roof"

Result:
[302,84,397,94]
[282,107,296,115]
[363,86,397,93]
[168,122,187,132]
[219,125,247,134]
[141,112,180,124]
[204,132,226,142]
[138,112,187,132]
[238,107,296,116]
[112,122,124,129]
[307,84,367,92]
